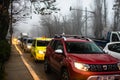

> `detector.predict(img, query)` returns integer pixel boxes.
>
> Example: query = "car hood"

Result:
[67,53,119,64]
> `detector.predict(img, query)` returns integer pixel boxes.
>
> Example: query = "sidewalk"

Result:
[5,45,33,80]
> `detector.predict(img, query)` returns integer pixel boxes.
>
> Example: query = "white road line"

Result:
[14,44,40,80]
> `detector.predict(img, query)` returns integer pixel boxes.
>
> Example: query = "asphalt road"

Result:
[17,45,59,80]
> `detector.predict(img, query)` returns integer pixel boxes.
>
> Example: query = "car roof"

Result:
[26,37,33,39]
[106,42,120,45]
[53,35,92,42]
[35,37,52,41]
[54,38,90,42]
[64,38,90,42]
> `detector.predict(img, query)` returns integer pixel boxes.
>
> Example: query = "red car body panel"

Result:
[45,36,120,80]
[67,54,119,64]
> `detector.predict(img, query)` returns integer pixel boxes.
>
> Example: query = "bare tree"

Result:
[0,0,10,40]
[113,0,120,31]
[70,10,83,35]
[30,25,43,37]
[40,15,59,37]
[62,16,73,35]
[93,0,106,39]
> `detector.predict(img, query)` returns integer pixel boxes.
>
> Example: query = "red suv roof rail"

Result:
[54,34,92,41]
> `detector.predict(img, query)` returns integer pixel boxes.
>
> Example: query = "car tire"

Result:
[34,59,38,63]
[60,68,69,80]
[44,58,51,73]
[30,53,33,57]
[23,47,26,52]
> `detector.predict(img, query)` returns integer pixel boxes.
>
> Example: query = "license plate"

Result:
[101,76,115,80]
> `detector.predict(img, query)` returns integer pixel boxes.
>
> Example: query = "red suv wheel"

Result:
[61,69,69,80]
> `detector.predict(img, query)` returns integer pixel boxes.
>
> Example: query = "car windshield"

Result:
[118,32,120,38]
[108,43,120,53]
[23,38,27,43]
[37,40,50,46]
[65,41,104,54]
[27,39,33,43]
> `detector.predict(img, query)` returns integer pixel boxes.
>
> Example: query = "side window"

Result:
[32,40,35,47]
[55,41,63,50]
[108,43,120,53]
[108,44,114,51]
[50,40,63,50]
[50,40,58,50]
[111,33,119,42]
[49,40,54,48]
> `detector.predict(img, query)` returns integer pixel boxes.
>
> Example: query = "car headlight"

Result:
[117,63,120,70]
[38,50,44,54]
[27,45,31,49]
[74,62,90,71]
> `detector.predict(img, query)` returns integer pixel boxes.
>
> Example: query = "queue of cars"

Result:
[44,35,120,80]
[18,36,52,61]
[17,34,120,80]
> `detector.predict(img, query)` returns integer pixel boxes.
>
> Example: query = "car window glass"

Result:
[108,43,120,53]
[118,32,120,37]
[49,40,54,48]
[27,39,33,43]
[32,40,35,47]
[55,41,63,50]
[23,38,27,43]
[111,33,119,42]
[37,40,50,46]
[65,42,103,53]
[51,40,58,50]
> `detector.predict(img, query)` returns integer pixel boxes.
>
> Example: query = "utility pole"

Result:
[104,0,107,28]
[85,7,87,37]
[70,6,95,37]
[113,0,120,31]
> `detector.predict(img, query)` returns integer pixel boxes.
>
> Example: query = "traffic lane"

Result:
[23,52,59,80]
[18,45,59,80]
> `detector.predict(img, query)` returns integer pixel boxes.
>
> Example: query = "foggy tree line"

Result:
[113,0,120,31]
[10,0,120,39]
[30,0,118,39]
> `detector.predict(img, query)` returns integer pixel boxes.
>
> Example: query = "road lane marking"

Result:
[14,44,40,80]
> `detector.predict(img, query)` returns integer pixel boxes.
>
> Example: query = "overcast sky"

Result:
[13,0,114,37]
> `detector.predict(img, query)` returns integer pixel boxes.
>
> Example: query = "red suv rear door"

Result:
[49,40,65,72]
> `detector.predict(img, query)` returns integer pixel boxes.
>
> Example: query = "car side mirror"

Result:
[103,50,108,54]
[55,49,63,54]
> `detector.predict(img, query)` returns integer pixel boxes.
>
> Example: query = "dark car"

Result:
[44,35,120,80]
[20,37,28,48]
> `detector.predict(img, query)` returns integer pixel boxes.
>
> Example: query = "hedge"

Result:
[0,40,11,80]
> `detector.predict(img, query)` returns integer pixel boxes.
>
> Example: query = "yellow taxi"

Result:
[31,37,51,61]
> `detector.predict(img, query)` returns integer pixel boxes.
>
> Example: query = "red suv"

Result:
[44,35,120,80]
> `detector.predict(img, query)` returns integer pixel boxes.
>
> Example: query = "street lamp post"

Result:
[70,6,95,36]
[85,7,87,36]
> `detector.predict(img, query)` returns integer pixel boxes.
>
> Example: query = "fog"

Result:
[12,0,114,38]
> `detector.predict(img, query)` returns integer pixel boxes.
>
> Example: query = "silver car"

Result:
[23,38,34,52]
